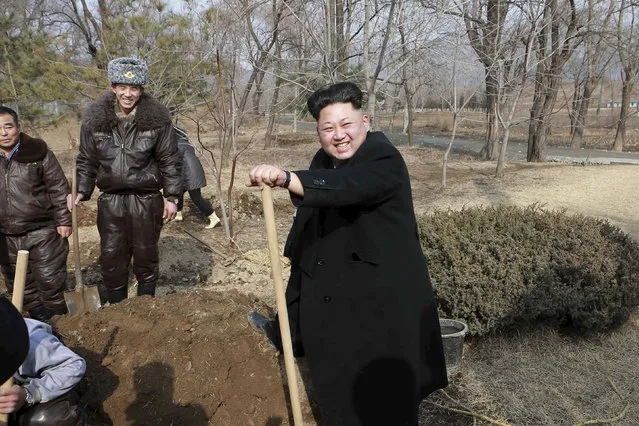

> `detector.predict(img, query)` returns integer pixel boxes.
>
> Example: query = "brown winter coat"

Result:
[76,91,181,199]
[0,134,71,235]
[283,131,448,425]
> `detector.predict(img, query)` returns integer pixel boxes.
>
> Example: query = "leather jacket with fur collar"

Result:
[0,134,71,235]
[76,91,181,199]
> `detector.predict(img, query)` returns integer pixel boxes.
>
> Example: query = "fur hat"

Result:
[0,297,29,382]
[107,57,148,86]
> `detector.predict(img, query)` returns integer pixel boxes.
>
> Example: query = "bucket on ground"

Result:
[439,318,468,368]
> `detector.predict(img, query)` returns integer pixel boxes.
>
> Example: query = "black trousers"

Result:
[177,188,214,216]
[11,390,86,426]
[96,192,164,302]
[0,227,68,313]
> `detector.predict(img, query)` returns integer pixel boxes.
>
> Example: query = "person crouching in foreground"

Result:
[247,82,448,425]
[0,315,87,425]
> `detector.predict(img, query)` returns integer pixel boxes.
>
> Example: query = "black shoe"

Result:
[28,307,54,322]
[137,282,156,297]
[30,306,67,321]
[107,288,127,304]
[248,311,282,352]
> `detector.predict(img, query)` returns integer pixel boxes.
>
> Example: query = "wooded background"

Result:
[2,0,639,163]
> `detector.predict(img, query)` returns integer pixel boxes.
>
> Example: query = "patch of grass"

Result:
[423,314,639,425]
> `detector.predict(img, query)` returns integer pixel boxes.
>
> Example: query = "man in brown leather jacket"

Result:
[69,57,181,304]
[0,107,72,321]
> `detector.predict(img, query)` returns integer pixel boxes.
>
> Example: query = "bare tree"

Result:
[613,0,639,152]
[456,0,511,161]
[527,0,581,162]
[569,0,615,149]
[441,32,480,188]
[363,0,398,127]
[495,1,538,177]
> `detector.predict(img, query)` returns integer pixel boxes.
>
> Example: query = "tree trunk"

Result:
[480,73,499,160]
[495,127,510,178]
[613,71,634,152]
[403,81,414,146]
[528,74,563,162]
[570,82,594,149]
[527,0,579,162]
[265,43,283,148]
[335,0,347,76]
[252,68,266,115]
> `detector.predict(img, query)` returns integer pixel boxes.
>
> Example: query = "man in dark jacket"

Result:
[68,57,181,304]
[0,107,71,321]
[247,82,448,425]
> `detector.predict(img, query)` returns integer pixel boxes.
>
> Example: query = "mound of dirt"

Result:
[50,290,314,425]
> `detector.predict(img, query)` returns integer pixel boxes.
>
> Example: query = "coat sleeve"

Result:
[294,140,404,209]
[18,320,86,404]
[42,151,71,227]
[154,122,182,198]
[76,124,99,200]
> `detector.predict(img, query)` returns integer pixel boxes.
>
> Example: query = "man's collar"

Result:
[0,140,20,160]
[114,101,137,122]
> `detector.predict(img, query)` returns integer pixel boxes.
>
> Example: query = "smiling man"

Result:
[247,82,448,425]
[69,57,181,304]
[0,107,71,321]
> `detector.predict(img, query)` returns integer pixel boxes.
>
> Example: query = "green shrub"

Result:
[418,205,639,336]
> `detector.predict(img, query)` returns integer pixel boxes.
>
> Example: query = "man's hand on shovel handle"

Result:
[66,193,84,212]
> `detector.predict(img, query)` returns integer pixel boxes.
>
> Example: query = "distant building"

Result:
[606,100,639,108]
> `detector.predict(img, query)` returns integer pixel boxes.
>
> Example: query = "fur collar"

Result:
[13,133,48,163]
[82,91,171,133]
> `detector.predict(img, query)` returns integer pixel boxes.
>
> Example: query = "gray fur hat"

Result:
[107,57,148,86]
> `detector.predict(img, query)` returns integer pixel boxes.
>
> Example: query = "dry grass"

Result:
[421,313,639,425]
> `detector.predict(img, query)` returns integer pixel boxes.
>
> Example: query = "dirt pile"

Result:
[51,290,314,425]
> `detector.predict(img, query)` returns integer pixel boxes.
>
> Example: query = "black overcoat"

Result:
[283,131,448,425]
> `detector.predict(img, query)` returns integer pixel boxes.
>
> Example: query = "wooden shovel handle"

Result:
[72,163,82,291]
[0,250,29,426]
[262,186,304,425]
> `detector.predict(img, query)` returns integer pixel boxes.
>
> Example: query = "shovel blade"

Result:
[83,285,101,311]
[64,290,85,316]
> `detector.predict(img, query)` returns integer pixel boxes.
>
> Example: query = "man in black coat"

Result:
[247,82,447,425]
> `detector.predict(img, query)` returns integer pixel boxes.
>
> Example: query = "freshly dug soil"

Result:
[51,291,315,425]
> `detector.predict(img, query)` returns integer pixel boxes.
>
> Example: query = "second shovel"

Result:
[64,162,101,314]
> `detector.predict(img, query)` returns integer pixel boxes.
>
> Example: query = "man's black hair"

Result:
[0,106,19,126]
[307,82,364,121]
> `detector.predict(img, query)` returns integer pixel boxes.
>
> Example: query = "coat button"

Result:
[323,296,332,303]
[317,258,325,266]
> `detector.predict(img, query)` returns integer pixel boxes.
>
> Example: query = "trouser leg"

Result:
[1,233,39,312]
[1,229,67,317]
[176,192,185,212]
[26,227,69,314]
[129,193,164,297]
[188,189,215,216]
[97,193,131,304]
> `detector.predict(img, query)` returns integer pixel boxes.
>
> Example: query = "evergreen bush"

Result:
[418,205,639,336]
